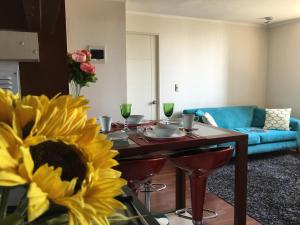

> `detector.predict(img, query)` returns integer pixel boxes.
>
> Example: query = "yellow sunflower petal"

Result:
[79,176,126,219]
[32,164,76,200]
[94,169,122,179]
[25,95,90,142]
[68,212,78,225]
[0,122,23,160]
[92,215,109,225]
[13,94,48,137]
[27,182,49,222]
[0,171,26,186]
[76,119,99,146]
[18,146,34,181]
[56,194,90,225]
[23,135,46,147]
[0,89,16,125]
[13,105,35,137]
[0,147,18,170]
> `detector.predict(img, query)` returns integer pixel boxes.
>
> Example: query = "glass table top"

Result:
[192,123,230,137]
[111,123,232,149]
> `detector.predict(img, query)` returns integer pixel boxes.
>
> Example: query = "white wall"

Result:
[127,13,268,116]
[267,20,300,117]
[65,0,126,120]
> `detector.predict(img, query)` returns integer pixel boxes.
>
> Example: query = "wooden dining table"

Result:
[112,122,248,225]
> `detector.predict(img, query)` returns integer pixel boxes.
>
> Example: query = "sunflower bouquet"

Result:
[0,89,127,225]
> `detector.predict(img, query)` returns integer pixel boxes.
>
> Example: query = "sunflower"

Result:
[0,91,126,225]
[0,122,28,186]
[0,89,18,126]
[13,94,49,138]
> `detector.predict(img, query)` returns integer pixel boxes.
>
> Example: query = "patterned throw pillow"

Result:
[263,108,291,130]
[202,112,218,127]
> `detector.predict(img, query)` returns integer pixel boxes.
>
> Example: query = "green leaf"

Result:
[0,213,24,225]
[0,188,10,218]
[37,214,68,225]
[108,212,137,224]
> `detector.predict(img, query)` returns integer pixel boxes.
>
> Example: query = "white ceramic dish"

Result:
[152,124,178,137]
[127,115,144,125]
[144,129,186,140]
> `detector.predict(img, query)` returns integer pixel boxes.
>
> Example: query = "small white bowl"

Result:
[127,115,144,125]
[152,124,178,137]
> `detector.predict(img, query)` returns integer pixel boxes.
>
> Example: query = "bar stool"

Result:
[116,157,167,212]
[170,147,233,225]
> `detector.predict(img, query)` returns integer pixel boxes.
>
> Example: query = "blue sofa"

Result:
[183,106,300,155]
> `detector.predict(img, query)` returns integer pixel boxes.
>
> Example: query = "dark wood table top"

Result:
[112,122,247,158]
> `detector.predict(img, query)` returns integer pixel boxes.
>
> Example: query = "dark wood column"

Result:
[19,0,69,97]
[0,0,69,97]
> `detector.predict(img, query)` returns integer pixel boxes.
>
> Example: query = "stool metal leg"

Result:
[187,207,218,220]
[202,209,218,219]
[175,208,217,224]
[144,183,152,211]
[140,183,167,212]
[192,220,203,225]
[175,208,204,225]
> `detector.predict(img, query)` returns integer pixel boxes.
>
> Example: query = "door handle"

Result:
[150,100,157,105]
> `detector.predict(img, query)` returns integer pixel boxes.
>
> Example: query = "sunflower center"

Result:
[30,141,87,190]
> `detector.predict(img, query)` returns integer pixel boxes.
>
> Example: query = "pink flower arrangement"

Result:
[71,51,87,63]
[80,62,96,74]
[68,50,97,90]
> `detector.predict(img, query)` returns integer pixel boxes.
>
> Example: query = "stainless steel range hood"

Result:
[0,30,39,62]
[0,61,20,94]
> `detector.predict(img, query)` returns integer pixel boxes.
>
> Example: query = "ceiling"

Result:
[126,0,300,24]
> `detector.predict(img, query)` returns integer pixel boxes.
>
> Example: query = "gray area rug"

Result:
[207,151,300,225]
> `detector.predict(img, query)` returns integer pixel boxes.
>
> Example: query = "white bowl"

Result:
[152,124,178,137]
[127,115,144,125]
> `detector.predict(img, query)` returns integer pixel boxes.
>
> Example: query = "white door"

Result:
[126,33,158,120]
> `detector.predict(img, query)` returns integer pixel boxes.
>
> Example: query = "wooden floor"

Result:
[137,161,261,225]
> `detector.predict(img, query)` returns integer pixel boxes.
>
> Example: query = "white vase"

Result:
[70,81,81,97]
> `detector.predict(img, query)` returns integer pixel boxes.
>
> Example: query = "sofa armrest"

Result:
[290,117,300,147]
[290,117,300,130]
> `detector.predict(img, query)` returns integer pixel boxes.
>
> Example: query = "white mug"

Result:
[99,116,112,133]
[183,114,199,130]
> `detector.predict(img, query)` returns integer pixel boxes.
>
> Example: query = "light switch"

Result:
[175,83,179,92]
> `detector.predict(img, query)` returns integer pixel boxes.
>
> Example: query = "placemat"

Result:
[129,133,206,146]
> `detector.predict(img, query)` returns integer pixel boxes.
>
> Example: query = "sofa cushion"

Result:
[233,128,261,145]
[202,112,218,127]
[263,108,291,131]
[258,129,297,143]
[195,106,256,129]
[252,108,266,128]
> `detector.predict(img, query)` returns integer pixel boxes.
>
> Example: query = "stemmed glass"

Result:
[120,103,132,131]
[163,103,174,124]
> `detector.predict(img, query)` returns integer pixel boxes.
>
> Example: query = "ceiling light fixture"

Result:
[263,16,273,24]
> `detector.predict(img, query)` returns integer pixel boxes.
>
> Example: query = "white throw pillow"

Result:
[263,108,291,131]
[202,112,218,127]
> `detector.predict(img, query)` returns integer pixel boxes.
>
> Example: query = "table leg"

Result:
[175,168,186,209]
[235,138,248,225]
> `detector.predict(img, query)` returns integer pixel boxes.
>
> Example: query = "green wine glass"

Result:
[163,103,174,124]
[120,103,132,131]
